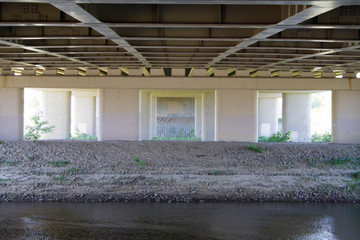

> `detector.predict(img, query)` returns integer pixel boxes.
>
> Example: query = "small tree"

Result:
[24,112,55,142]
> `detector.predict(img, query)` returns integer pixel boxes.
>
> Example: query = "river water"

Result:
[0,202,359,240]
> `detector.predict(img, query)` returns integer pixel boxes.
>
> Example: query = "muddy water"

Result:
[0,202,359,240]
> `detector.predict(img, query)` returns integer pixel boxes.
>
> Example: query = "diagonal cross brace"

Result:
[205,4,342,68]
[51,2,151,68]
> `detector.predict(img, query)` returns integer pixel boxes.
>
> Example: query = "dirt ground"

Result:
[0,140,359,203]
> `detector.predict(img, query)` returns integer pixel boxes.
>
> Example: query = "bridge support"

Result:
[71,90,97,136]
[332,90,360,144]
[216,90,258,142]
[42,90,71,139]
[98,89,140,141]
[282,93,312,142]
[0,88,24,141]
[258,93,281,137]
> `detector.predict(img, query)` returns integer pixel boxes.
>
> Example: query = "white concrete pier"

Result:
[258,93,281,137]
[332,90,360,144]
[0,88,24,141]
[216,90,258,142]
[42,90,71,139]
[282,93,312,142]
[71,90,97,136]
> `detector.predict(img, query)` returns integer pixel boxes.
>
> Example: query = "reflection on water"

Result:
[296,216,339,240]
[0,202,359,240]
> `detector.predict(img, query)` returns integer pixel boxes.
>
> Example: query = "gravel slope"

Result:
[0,141,360,202]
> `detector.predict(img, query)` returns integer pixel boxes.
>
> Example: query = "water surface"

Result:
[0,202,359,239]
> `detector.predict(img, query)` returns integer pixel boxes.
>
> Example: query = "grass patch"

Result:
[210,170,222,176]
[133,157,146,167]
[68,128,98,141]
[325,157,351,166]
[47,160,70,167]
[0,160,19,166]
[319,184,335,195]
[305,159,317,167]
[247,144,264,153]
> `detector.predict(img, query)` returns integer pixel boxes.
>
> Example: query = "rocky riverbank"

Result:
[0,141,359,203]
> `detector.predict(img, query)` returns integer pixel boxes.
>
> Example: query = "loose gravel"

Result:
[0,140,359,203]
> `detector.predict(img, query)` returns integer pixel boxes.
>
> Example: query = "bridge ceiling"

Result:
[0,0,359,74]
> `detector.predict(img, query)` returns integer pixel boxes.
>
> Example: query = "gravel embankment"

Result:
[0,141,359,203]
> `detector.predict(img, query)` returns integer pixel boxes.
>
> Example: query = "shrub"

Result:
[311,132,331,142]
[247,144,264,153]
[68,128,98,141]
[259,131,292,142]
[24,112,55,142]
[325,157,351,166]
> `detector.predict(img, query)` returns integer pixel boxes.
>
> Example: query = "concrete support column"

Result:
[151,95,157,138]
[332,90,360,143]
[195,96,202,138]
[0,88,24,141]
[258,93,281,137]
[98,89,140,141]
[42,90,71,139]
[282,93,311,142]
[216,90,258,142]
[140,91,151,140]
[71,90,97,136]
[202,92,215,141]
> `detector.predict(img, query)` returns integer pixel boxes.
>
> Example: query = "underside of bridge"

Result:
[0,0,359,143]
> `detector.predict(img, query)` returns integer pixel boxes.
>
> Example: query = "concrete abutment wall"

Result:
[0,88,24,141]
[98,89,140,141]
[1,76,359,143]
[216,90,258,142]
[332,90,360,144]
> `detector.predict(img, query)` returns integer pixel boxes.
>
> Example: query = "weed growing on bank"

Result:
[325,157,351,166]
[247,144,264,153]
[0,160,19,166]
[311,132,331,142]
[305,158,317,167]
[67,128,98,141]
[345,173,360,192]
[133,157,146,167]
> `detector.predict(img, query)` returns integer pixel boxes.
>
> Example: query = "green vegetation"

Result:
[212,170,222,176]
[247,144,264,153]
[258,131,292,142]
[346,180,360,191]
[0,178,10,186]
[325,157,351,166]
[47,160,70,167]
[133,157,146,167]
[311,132,331,142]
[68,128,98,141]
[24,112,55,142]
[0,160,18,166]
[320,184,335,194]
[305,158,317,167]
